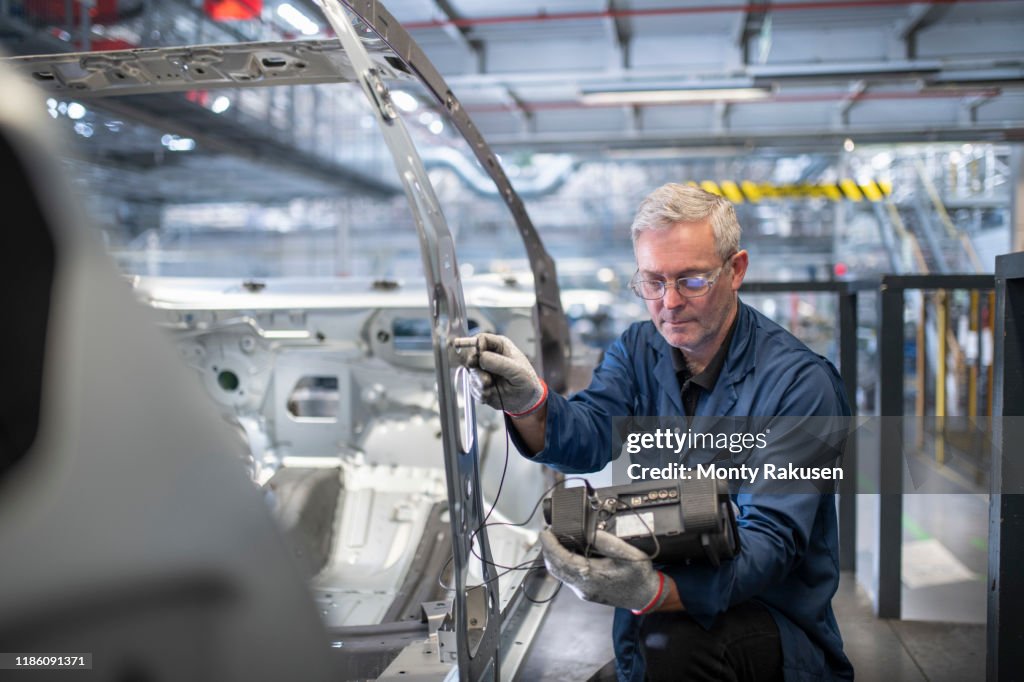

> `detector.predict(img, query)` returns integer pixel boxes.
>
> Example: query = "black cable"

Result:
[439,474,576,588]
[435,368,658,604]
[439,473,659,599]
[435,381,528,591]
[522,570,563,604]
[467,475,596,570]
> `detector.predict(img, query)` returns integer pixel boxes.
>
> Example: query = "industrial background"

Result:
[0,0,1022,680]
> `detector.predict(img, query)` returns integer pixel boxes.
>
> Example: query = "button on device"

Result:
[669,489,678,498]
[658,490,668,499]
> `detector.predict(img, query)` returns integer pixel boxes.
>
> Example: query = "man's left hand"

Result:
[540,529,669,614]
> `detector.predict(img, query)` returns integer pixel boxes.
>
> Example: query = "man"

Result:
[455,184,853,681]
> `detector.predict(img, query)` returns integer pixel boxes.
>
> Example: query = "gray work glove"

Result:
[540,529,669,614]
[453,333,547,417]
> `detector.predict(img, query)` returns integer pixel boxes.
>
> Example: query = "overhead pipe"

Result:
[404,0,1016,31]
[462,87,1002,116]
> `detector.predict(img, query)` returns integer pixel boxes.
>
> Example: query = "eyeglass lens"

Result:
[634,276,711,299]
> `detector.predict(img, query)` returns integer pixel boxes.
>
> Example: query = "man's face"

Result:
[634,219,748,356]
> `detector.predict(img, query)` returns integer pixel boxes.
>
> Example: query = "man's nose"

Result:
[663,282,688,309]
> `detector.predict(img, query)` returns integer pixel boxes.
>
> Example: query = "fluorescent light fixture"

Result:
[276,3,320,36]
[581,87,772,106]
[391,90,419,112]
[748,60,941,80]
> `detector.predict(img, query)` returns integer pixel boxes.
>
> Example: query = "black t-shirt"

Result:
[670,315,738,418]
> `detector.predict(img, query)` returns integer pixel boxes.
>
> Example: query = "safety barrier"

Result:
[875,274,995,620]
[989,253,1024,681]
[689,179,892,203]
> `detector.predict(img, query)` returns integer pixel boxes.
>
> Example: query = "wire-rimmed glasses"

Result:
[629,255,734,300]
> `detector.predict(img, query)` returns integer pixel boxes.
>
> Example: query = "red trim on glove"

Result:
[632,571,666,616]
[505,379,548,418]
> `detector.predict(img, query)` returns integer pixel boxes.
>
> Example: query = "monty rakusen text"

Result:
[623,428,843,483]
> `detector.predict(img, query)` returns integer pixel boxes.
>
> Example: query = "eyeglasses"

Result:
[630,256,734,300]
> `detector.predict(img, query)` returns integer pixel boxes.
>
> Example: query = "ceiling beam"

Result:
[429,0,530,130]
[504,87,535,134]
[628,104,641,136]
[713,101,731,134]
[443,57,1023,89]
[734,0,770,68]
[835,80,868,127]
[891,1,950,59]
[430,0,484,73]
[403,1,1008,31]
[604,1,636,139]
[959,91,998,125]
[605,0,631,70]
[480,122,1024,153]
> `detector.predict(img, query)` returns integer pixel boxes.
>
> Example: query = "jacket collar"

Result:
[724,299,757,385]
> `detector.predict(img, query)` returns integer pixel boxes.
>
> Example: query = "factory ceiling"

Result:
[3,0,1022,153]
[0,1,1021,207]
[387,0,1024,150]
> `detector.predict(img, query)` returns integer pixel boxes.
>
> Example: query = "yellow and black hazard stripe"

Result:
[687,180,892,203]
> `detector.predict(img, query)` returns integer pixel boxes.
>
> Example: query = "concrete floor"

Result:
[518,571,985,682]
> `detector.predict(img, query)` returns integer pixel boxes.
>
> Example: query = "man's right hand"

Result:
[453,333,547,417]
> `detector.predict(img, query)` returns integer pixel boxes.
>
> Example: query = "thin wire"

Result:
[435,381,518,592]
[439,474,587,588]
[439,473,662,595]
[523,571,563,604]
[435,370,659,603]
[468,475,595,567]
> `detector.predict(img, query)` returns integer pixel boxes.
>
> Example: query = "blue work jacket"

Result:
[518,301,854,681]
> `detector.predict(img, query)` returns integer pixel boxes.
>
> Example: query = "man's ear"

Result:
[730,250,749,291]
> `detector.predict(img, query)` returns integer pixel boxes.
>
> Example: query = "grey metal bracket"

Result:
[363,66,399,122]
[420,600,448,637]
[5,39,411,96]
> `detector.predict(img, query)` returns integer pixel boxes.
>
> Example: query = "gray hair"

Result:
[630,183,741,261]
